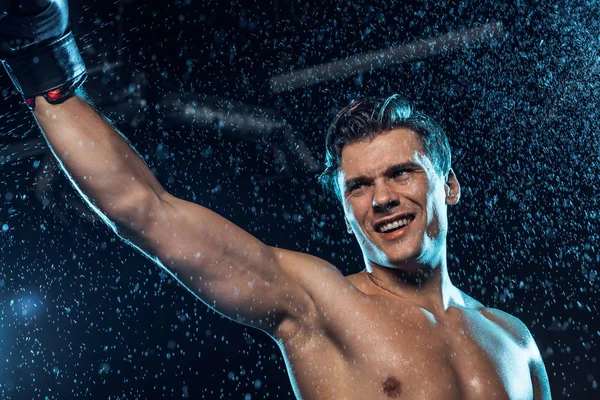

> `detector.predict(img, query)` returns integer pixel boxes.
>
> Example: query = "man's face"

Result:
[337,128,458,272]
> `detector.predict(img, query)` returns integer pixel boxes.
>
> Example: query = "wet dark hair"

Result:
[318,94,452,201]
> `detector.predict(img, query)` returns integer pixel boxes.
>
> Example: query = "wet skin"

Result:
[275,272,538,400]
[32,96,550,399]
[272,129,548,399]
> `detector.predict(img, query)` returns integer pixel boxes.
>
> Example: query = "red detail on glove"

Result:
[47,89,61,101]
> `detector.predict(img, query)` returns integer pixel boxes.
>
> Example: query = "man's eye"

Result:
[349,182,367,192]
[392,169,408,179]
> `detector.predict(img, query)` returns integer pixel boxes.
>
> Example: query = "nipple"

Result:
[382,376,402,398]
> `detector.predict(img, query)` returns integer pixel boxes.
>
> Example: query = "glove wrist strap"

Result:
[25,72,87,110]
[2,30,87,108]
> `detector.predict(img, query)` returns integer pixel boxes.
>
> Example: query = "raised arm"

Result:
[33,95,346,337]
[2,0,355,340]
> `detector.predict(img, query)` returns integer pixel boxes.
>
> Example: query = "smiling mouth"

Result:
[375,215,415,233]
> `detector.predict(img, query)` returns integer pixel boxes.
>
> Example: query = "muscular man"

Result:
[1,1,551,399]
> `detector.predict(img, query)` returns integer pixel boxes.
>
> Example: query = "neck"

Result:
[364,245,462,313]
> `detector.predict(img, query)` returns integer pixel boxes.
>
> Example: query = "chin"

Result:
[378,241,438,269]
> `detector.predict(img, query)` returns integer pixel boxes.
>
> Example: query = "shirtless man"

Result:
[1,1,551,399]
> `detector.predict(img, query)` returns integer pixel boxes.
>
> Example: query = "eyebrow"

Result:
[343,162,421,190]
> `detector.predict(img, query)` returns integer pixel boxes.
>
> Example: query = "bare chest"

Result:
[280,299,533,400]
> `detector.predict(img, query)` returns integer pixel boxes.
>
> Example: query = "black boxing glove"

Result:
[0,0,86,109]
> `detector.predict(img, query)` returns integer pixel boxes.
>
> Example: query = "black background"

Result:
[0,0,598,398]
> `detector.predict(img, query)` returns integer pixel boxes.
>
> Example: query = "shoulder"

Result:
[477,306,547,369]
[481,307,552,398]
[478,307,552,398]
[454,289,531,347]
[478,306,534,348]
[271,249,363,329]
[456,292,536,349]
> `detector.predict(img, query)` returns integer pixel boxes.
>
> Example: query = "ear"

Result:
[444,169,460,206]
[344,216,353,234]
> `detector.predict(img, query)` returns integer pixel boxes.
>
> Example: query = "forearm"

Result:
[33,94,165,224]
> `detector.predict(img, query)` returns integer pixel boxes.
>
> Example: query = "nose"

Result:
[372,180,400,211]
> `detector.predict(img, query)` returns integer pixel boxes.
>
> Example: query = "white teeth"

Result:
[378,217,411,233]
